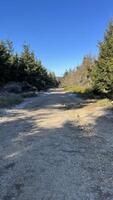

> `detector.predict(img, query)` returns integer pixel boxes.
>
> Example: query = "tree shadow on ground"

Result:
[15,91,98,111]
[1,106,113,199]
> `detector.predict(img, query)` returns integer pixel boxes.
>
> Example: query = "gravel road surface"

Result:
[0,89,113,200]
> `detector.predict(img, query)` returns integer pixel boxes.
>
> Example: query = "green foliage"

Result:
[0,41,12,84]
[61,20,113,98]
[92,21,113,94]
[0,41,58,90]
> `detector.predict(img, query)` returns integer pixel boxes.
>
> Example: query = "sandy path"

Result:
[0,88,113,200]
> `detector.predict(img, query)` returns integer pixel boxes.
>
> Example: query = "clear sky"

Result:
[0,0,113,76]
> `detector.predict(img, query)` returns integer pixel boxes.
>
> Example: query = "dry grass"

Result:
[64,85,88,93]
[94,98,113,107]
[64,85,95,99]
[0,93,23,108]
[21,91,38,98]
[0,91,38,109]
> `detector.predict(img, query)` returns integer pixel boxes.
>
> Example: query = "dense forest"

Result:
[61,20,113,98]
[0,41,58,90]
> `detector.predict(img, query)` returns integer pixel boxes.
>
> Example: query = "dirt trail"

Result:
[0,88,113,200]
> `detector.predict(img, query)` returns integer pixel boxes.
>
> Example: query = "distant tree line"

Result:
[61,20,113,97]
[0,41,58,90]
[62,55,95,88]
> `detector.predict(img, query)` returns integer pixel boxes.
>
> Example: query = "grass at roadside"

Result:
[0,94,23,108]
[64,85,88,93]
[64,85,113,108]
[94,98,113,107]
[64,85,95,98]
[21,91,38,98]
[0,91,38,108]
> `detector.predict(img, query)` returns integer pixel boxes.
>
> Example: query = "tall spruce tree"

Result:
[0,40,58,89]
[0,41,12,84]
[93,20,113,93]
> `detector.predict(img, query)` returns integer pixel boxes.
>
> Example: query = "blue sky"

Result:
[0,0,113,76]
